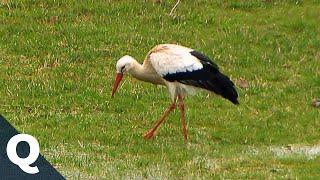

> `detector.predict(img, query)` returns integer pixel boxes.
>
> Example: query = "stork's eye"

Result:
[121,66,125,73]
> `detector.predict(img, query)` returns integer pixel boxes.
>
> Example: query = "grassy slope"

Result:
[0,0,319,178]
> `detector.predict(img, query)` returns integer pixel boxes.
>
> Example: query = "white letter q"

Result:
[6,134,40,174]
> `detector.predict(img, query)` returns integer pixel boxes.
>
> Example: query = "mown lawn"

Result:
[0,0,319,178]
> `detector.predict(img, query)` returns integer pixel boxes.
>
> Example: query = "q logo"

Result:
[6,134,40,174]
[0,115,64,179]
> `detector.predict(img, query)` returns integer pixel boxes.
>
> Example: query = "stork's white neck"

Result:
[127,59,164,85]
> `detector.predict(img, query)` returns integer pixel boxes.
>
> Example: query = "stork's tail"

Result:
[208,72,239,105]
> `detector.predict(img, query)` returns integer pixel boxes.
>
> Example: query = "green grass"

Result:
[1,0,320,178]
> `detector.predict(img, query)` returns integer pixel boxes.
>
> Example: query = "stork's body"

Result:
[112,44,238,142]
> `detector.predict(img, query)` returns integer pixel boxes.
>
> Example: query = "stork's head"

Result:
[115,55,135,74]
[112,55,135,97]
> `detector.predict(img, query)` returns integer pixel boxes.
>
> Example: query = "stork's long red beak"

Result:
[111,73,123,97]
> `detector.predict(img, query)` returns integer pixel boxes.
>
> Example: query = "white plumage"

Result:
[149,44,203,76]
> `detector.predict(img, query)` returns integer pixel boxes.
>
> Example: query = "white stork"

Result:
[111,44,239,142]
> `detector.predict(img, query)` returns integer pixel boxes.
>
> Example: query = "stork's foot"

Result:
[142,130,156,139]
[142,102,176,140]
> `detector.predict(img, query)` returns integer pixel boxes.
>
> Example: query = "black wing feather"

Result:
[163,50,239,105]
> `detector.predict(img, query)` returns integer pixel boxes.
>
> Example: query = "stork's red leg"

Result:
[178,94,188,142]
[143,102,176,139]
